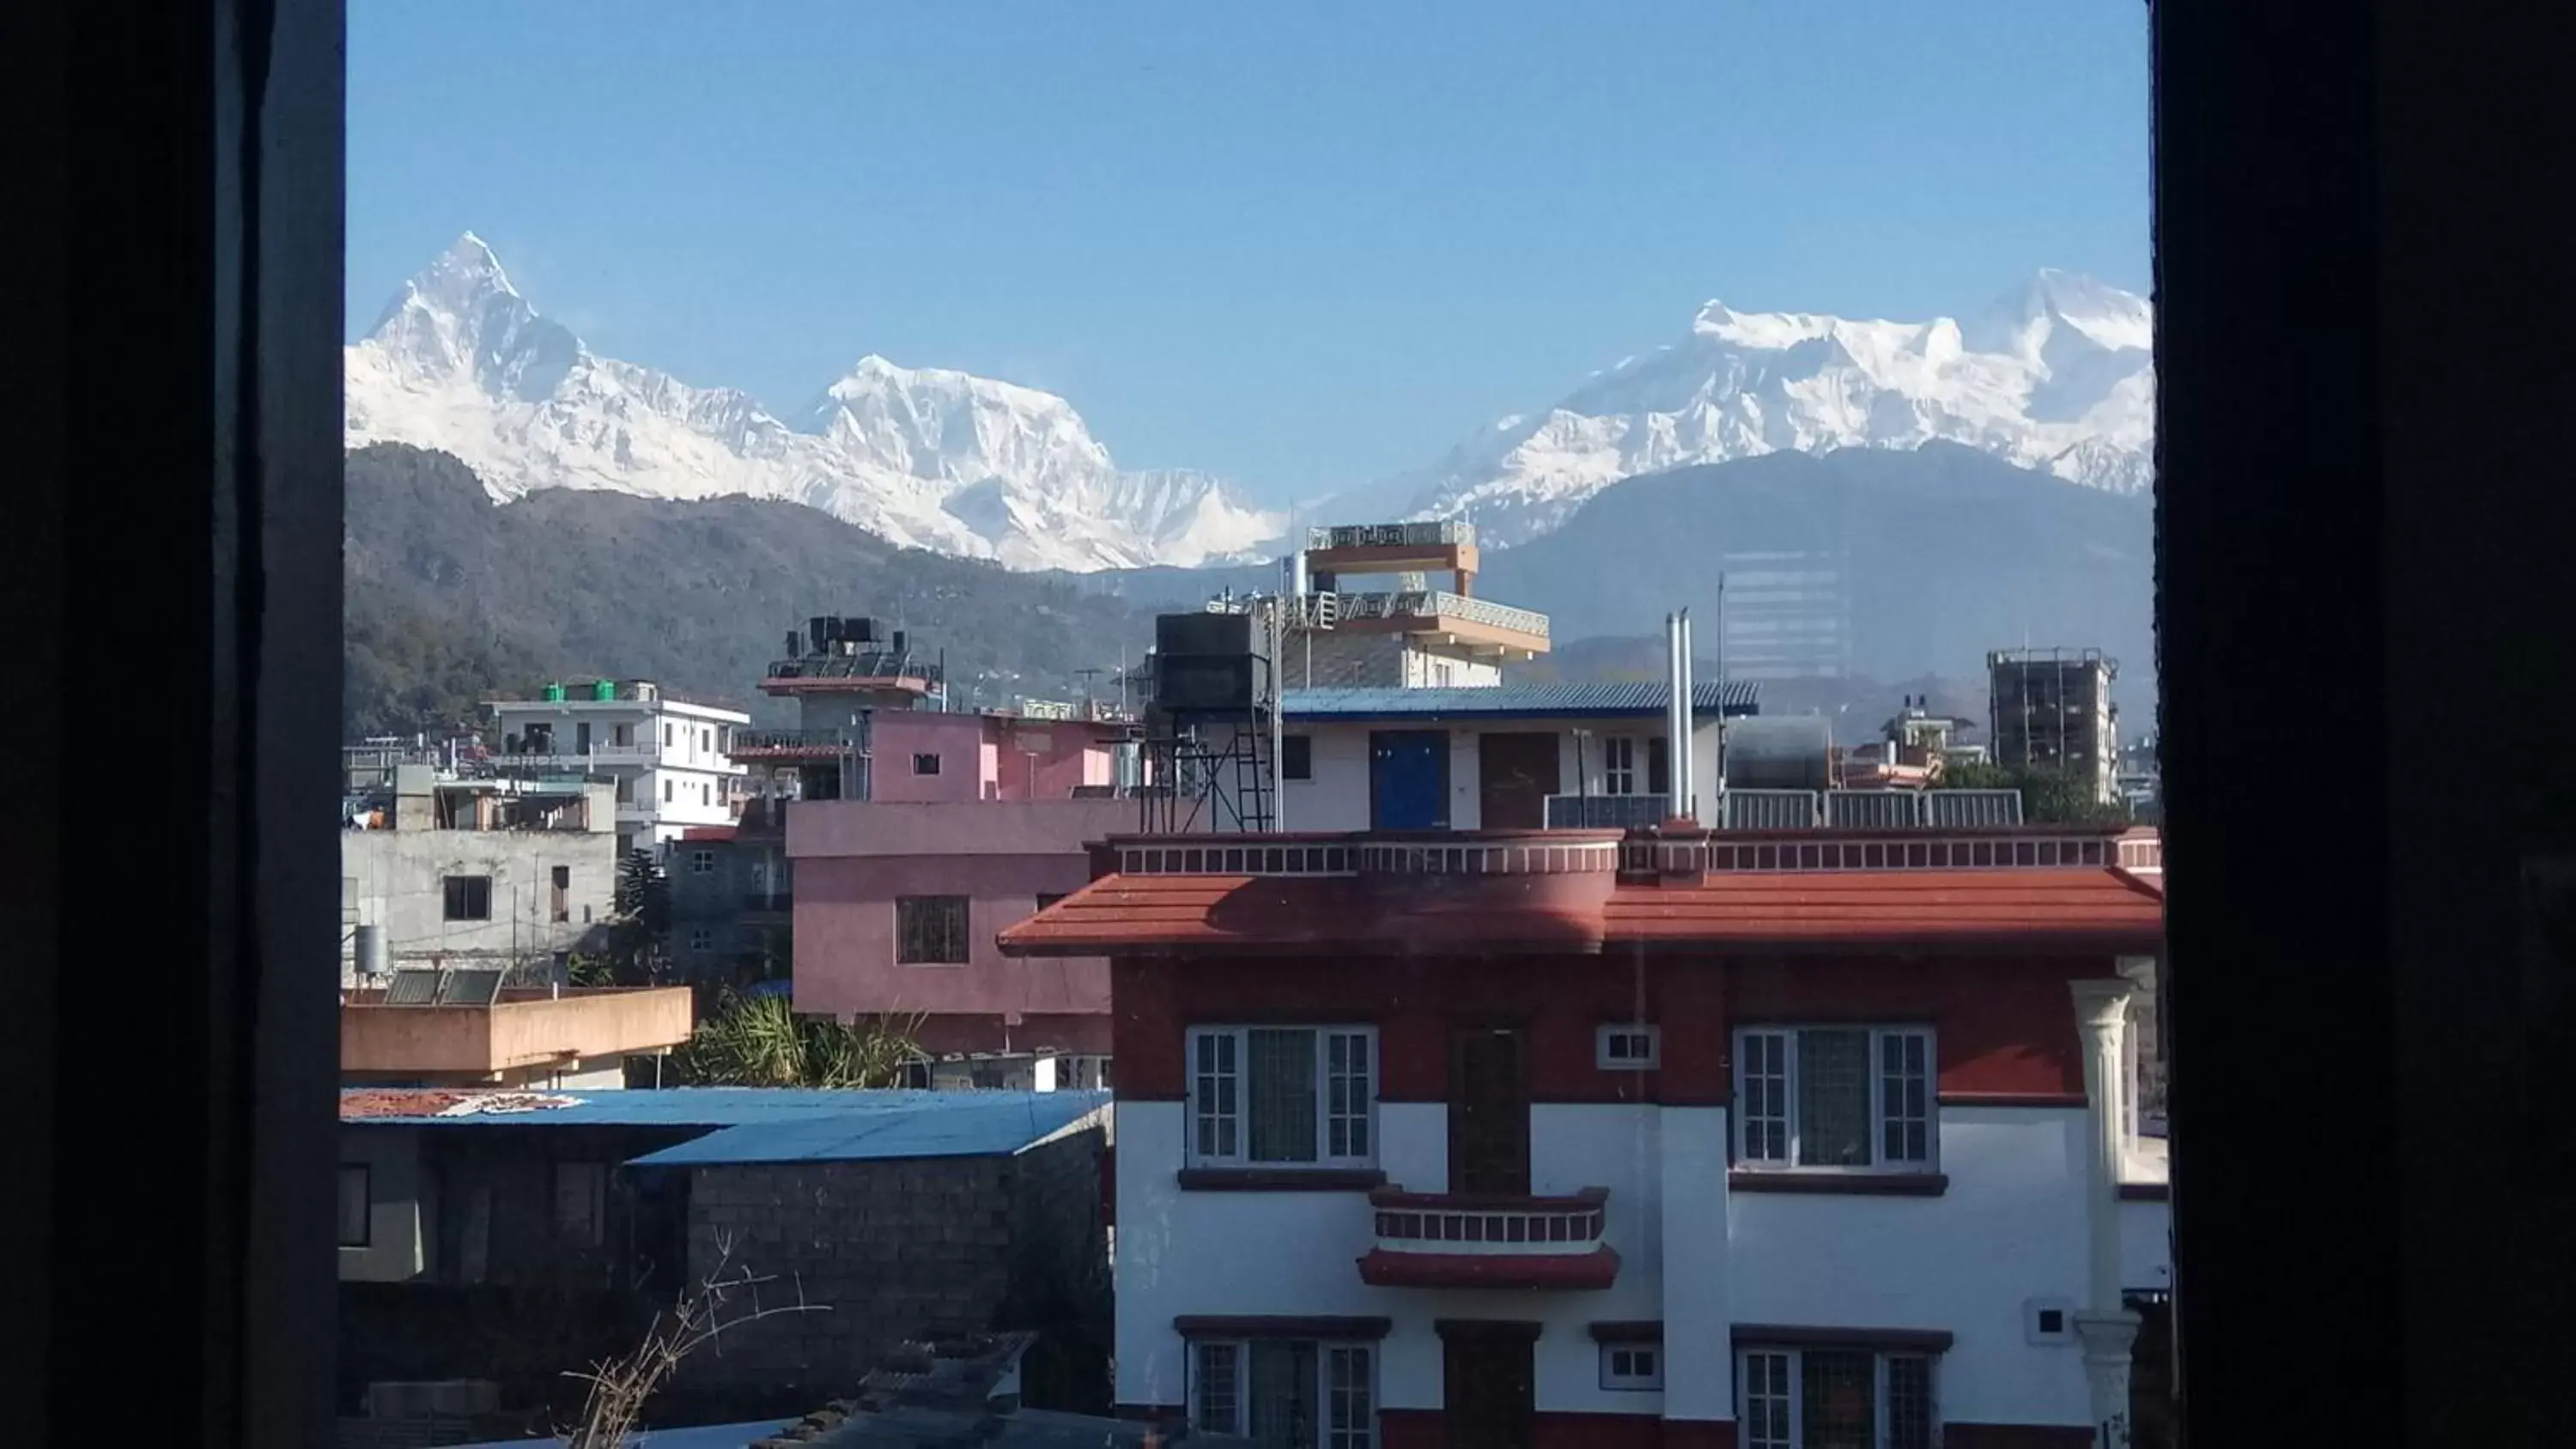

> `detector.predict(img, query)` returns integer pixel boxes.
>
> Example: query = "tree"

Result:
[604,850,671,985]
[1935,759,2133,827]
[672,993,924,1088]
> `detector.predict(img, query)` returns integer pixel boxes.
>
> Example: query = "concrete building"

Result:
[730,617,945,806]
[665,802,795,988]
[1282,523,1551,689]
[336,1088,1111,1430]
[340,982,693,1091]
[340,767,619,984]
[1000,820,2171,1448]
[788,797,1138,1081]
[1263,682,1759,832]
[1987,649,2121,806]
[487,679,750,856]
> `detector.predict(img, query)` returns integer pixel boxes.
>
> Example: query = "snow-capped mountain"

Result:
[1375,270,2154,545]
[343,233,1282,571]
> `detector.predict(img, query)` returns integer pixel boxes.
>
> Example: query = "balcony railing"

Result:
[740,893,793,913]
[1544,794,1684,829]
[762,651,943,687]
[729,727,871,755]
[1306,520,1475,552]
[496,741,661,763]
[1315,590,1549,639]
[1358,1185,1620,1290]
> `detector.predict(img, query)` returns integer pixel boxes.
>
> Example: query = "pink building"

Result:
[788,797,1139,1070]
[869,711,1125,803]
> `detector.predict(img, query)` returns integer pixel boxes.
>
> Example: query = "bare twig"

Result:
[559,1232,827,1448]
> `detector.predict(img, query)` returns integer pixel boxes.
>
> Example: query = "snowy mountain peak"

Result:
[344,236,1282,572]
[1378,273,2154,544]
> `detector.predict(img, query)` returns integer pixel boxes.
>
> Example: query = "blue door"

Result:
[1370,730,1449,829]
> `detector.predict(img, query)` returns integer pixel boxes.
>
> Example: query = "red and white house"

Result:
[999,823,2170,1449]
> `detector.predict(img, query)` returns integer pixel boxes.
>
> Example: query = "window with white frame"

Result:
[1188,1026,1376,1168]
[1601,1341,1662,1391]
[1603,735,1639,794]
[1735,1027,1935,1170]
[688,927,714,953]
[1597,1022,1661,1070]
[1191,1338,1376,1448]
[690,847,714,875]
[1738,1346,1934,1449]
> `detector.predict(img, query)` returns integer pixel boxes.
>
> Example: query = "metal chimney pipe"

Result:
[1677,609,1695,822]
[1664,612,1685,822]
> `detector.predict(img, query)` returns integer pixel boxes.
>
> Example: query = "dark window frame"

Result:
[912,751,943,776]
[895,894,972,964]
[441,875,492,922]
[1282,734,1313,781]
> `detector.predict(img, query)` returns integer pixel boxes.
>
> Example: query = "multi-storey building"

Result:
[1986,650,2120,806]
[486,679,750,857]
[1001,821,2171,1448]
[340,767,619,984]
[1284,524,1551,690]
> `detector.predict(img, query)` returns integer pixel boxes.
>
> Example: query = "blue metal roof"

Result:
[628,1090,1107,1167]
[341,1087,1109,1167]
[1282,681,1759,722]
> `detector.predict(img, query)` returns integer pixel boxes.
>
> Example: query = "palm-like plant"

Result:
[678,992,924,1088]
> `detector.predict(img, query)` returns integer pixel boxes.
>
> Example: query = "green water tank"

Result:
[592,678,617,701]
[541,682,566,702]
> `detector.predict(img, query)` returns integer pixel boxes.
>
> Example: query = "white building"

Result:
[487,680,750,856]
[340,767,618,983]
[1237,682,1759,832]
[998,821,2173,1448]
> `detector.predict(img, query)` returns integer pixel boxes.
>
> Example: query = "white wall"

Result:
[1117,1099,2131,1428]
[340,1128,430,1282]
[1116,1101,1666,1416]
[342,826,617,973]
[1724,1106,2093,1428]
[1274,716,1725,832]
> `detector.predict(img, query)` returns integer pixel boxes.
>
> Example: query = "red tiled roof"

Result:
[340,1088,472,1119]
[995,874,1609,956]
[1602,869,2165,951]
[999,867,2163,956]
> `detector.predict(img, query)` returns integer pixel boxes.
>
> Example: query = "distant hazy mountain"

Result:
[1073,444,2154,709]
[1352,270,2153,544]
[1478,443,2153,701]
[344,234,1282,572]
[342,444,1157,737]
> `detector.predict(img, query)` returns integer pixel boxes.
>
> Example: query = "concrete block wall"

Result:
[681,1157,1019,1395]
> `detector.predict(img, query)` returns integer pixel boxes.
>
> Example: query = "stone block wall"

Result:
[677,1125,1109,1409]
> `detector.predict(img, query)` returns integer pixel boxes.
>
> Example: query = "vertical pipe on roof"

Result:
[1677,609,1695,823]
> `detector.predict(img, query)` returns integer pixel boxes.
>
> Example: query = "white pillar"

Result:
[2071,978,2140,1449]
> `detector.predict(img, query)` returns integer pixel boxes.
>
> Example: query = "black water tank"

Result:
[1157,611,1255,658]
[807,615,830,653]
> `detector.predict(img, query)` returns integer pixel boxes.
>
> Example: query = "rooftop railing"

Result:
[1319,589,1549,639]
[1306,520,1475,551]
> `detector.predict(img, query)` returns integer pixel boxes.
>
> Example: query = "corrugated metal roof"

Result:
[453,1420,795,1449]
[625,1090,1107,1167]
[1281,681,1759,721]
[339,1088,1110,1167]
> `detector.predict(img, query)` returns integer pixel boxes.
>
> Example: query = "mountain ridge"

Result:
[344,234,1282,573]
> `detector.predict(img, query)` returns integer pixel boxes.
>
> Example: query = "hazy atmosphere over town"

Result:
[331,5,2172,1447]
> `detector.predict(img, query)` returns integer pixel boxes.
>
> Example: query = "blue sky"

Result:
[348,1,2148,505]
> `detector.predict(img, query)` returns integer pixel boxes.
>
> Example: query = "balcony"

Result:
[1357,1185,1621,1290]
[740,893,793,914]
[762,649,943,695]
[730,726,871,761]
[1305,589,1549,658]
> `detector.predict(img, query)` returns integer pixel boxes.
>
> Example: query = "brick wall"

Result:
[1001,1123,1112,1411]
[677,1124,1109,1409]
[1290,634,1410,688]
